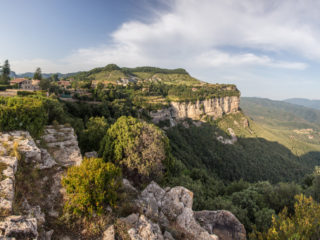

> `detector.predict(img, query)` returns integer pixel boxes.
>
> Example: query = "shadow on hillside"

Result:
[167,124,320,183]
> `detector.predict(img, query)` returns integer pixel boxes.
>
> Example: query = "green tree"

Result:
[79,116,109,153]
[61,157,122,218]
[99,116,172,182]
[33,67,42,80]
[251,195,320,240]
[39,78,51,90]
[1,60,10,84]
[51,73,59,82]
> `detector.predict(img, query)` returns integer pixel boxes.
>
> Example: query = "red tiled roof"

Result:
[10,78,27,84]
[58,81,71,86]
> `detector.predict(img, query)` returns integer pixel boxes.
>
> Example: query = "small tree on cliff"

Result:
[62,157,122,218]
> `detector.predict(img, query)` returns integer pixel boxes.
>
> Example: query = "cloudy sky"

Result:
[1,0,320,99]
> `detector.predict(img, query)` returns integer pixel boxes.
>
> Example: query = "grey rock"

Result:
[41,125,82,166]
[138,182,215,240]
[37,148,56,169]
[84,151,98,158]
[102,225,115,240]
[45,230,54,240]
[0,156,18,216]
[195,210,246,240]
[163,231,174,240]
[126,214,164,240]
[0,215,38,239]
[122,213,139,226]
[161,186,193,221]
[122,178,138,194]
[22,200,45,226]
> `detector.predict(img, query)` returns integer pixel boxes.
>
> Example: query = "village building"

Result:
[58,80,71,89]
[10,78,40,91]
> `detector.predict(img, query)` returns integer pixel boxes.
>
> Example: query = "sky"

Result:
[1,0,320,99]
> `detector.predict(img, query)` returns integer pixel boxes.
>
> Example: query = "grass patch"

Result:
[0,162,8,181]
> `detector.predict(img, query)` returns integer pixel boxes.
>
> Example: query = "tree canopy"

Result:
[33,67,42,80]
[99,116,172,182]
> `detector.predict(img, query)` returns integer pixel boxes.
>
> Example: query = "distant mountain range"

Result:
[284,98,320,111]
[9,71,80,79]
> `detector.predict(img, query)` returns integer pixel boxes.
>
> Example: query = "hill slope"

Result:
[240,97,320,156]
[285,98,320,111]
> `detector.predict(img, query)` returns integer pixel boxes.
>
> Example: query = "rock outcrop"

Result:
[195,210,246,240]
[0,215,38,239]
[150,96,240,126]
[41,125,82,166]
[0,125,82,239]
[111,181,246,240]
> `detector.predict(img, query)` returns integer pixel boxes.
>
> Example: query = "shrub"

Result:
[99,116,173,182]
[17,91,36,96]
[0,85,11,91]
[62,157,122,218]
[0,96,47,136]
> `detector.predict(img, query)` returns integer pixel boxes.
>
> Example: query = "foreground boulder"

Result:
[195,210,246,240]
[122,181,246,240]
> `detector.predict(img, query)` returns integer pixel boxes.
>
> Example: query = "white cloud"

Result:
[196,50,307,70]
[11,0,319,73]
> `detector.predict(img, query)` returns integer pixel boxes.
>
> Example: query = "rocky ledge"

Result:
[104,181,246,240]
[0,125,82,239]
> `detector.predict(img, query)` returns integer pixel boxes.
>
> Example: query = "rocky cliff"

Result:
[0,125,82,239]
[150,96,240,126]
[0,126,246,240]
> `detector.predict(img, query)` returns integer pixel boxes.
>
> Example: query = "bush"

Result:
[99,116,172,182]
[17,91,36,96]
[0,85,11,91]
[62,157,122,218]
[0,96,47,136]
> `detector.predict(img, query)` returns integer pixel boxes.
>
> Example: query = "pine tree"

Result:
[33,67,42,80]
[1,60,10,84]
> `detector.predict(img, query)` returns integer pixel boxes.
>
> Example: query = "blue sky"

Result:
[1,0,320,99]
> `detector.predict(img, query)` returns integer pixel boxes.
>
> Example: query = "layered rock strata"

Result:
[150,96,240,125]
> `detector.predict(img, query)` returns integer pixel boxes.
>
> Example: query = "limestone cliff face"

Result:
[150,96,240,125]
